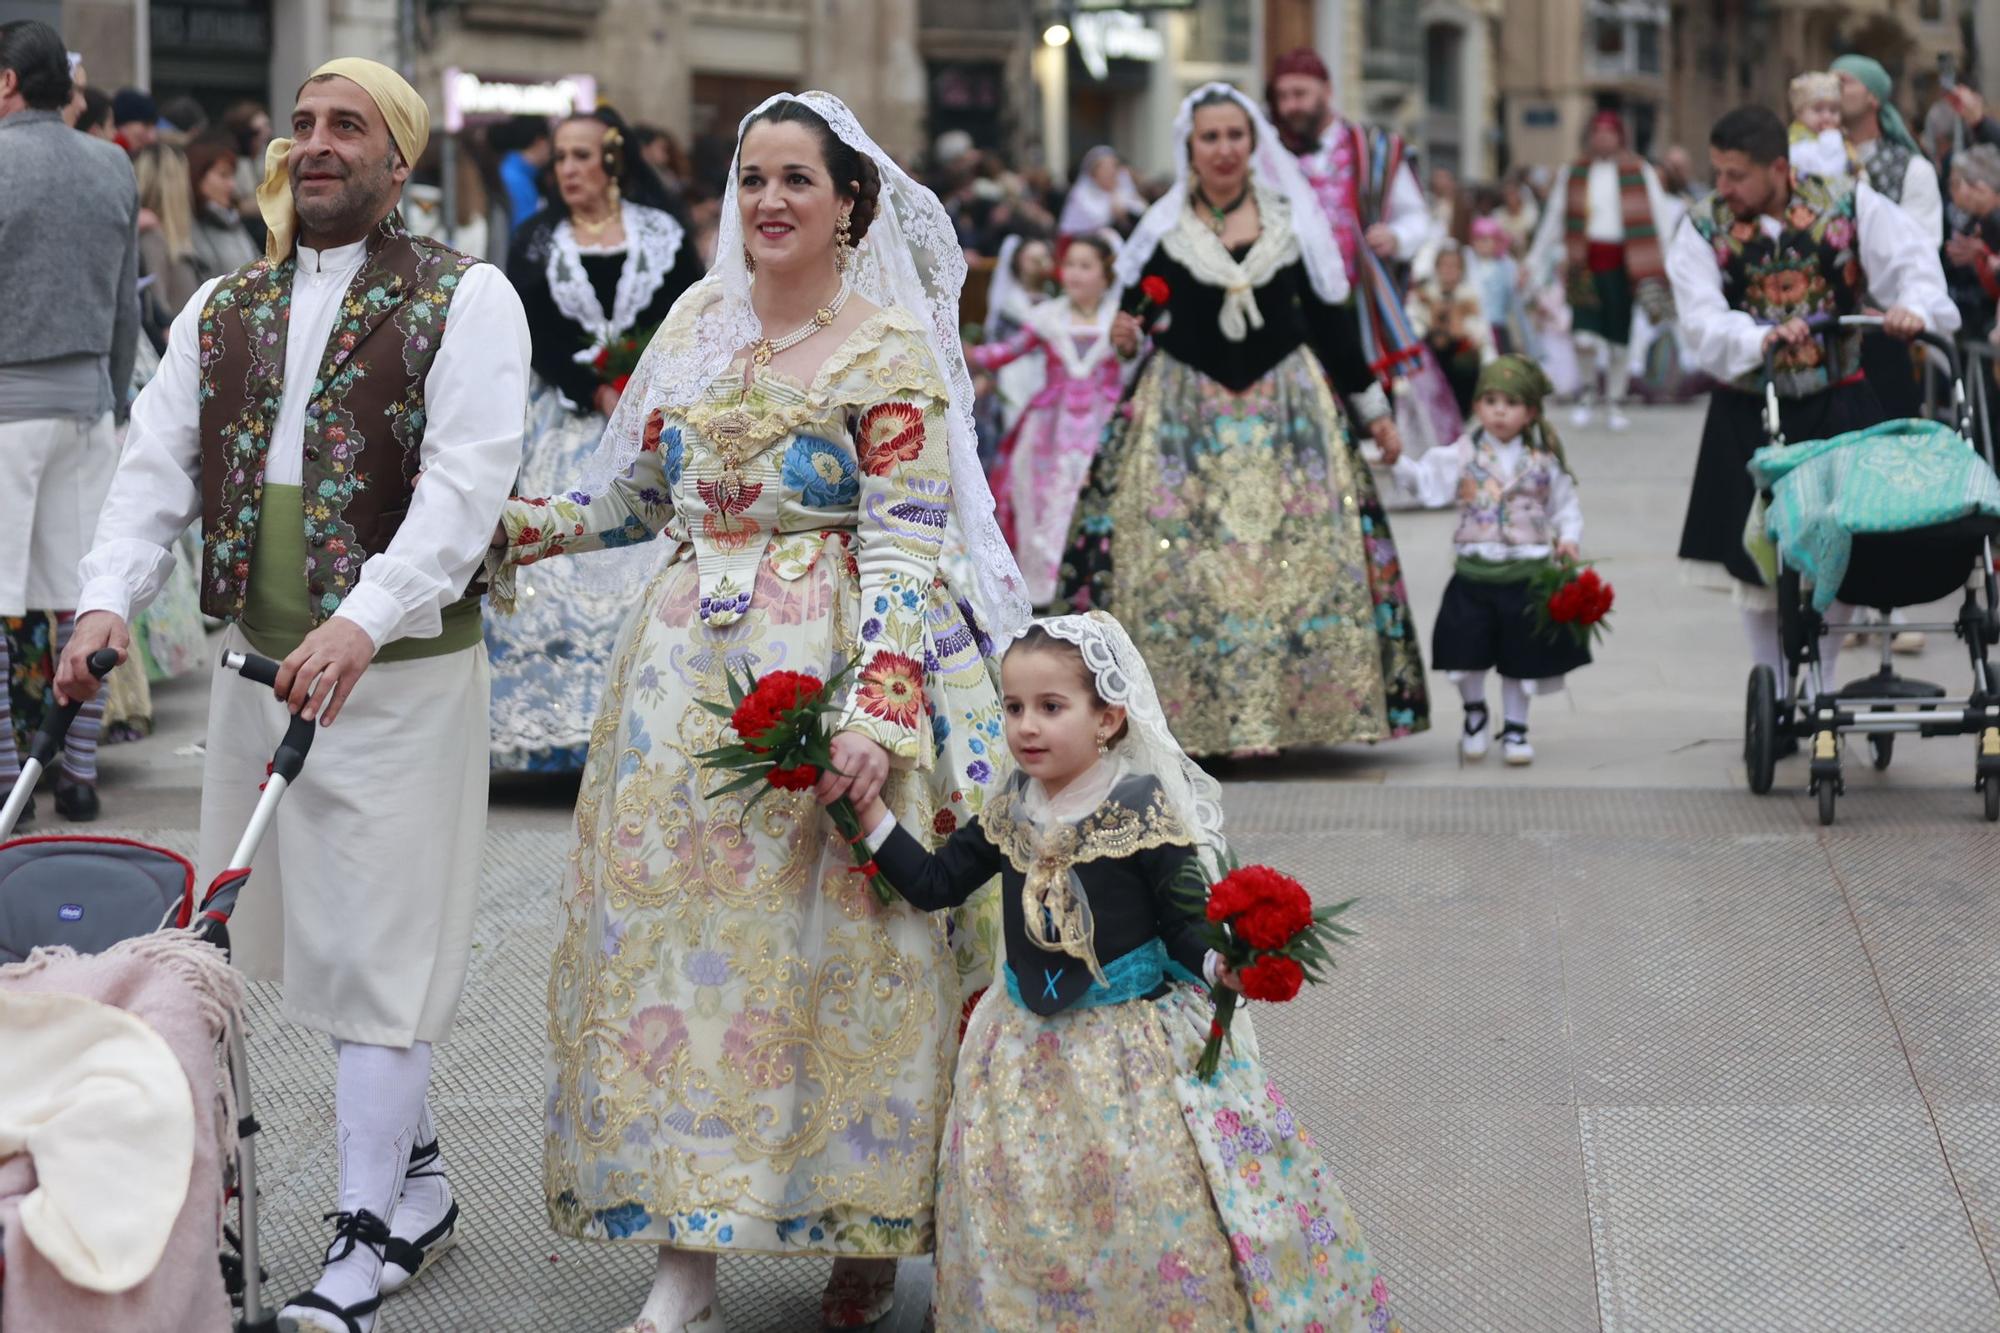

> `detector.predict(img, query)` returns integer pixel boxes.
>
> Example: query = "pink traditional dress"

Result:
[967,296,1126,607]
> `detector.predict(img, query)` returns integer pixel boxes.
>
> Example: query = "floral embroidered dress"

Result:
[966,298,1127,607]
[495,296,1006,1256]
[870,765,1401,1331]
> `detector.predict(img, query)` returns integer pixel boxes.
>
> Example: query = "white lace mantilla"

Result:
[546,201,686,346]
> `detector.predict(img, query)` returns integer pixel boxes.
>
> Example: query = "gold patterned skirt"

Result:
[544,536,1004,1256]
[937,983,1401,1331]
[1058,347,1430,755]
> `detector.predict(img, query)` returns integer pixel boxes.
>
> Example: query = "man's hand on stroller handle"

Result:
[54,611,129,705]
[273,617,376,727]
[1762,318,1813,352]
[1879,307,1926,341]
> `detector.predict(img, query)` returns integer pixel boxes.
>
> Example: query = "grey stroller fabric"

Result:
[0,840,192,964]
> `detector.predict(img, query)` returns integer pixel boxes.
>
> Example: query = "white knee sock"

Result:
[1574,333,1606,403]
[1500,677,1532,731]
[1740,608,1787,678]
[396,1100,451,1233]
[304,1041,432,1318]
[1606,346,1631,408]
[637,1247,718,1330]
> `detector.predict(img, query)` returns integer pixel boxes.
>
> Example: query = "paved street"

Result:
[41,398,2000,1330]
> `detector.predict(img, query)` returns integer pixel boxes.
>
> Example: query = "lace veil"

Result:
[574,90,1030,640]
[1033,611,1229,882]
[1114,81,1349,308]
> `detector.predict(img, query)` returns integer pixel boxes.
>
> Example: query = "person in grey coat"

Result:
[0,18,139,822]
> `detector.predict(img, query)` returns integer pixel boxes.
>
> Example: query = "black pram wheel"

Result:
[1818,779,1838,826]
[1746,667,1779,795]
[1869,734,1894,771]
[1984,778,1999,823]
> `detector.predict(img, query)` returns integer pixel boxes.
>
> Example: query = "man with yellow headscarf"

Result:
[58,59,530,1333]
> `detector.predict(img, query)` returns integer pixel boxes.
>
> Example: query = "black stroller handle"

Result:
[28,649,120,768]
[221,649,317,782]
[1759,313,1962,388]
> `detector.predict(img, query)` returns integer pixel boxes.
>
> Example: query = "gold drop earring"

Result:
[1096,732,1110,755]
[834,209,854,272]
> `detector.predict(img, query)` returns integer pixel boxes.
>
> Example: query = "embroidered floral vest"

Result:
[1690,177,1864,398]
[194,215,480,624]
[1452,434,1563,548]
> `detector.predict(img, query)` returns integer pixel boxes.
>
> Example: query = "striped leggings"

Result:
[0,612,104,785]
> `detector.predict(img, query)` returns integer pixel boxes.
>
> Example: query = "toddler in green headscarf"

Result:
[1393,355,1594,766]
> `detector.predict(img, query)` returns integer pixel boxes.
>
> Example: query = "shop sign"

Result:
[1074,10,1165,81]
[442,69,597,131]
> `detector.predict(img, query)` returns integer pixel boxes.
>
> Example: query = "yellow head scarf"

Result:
[257,58,431,262]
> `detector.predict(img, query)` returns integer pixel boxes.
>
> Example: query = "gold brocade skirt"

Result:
[1058,347,1429,755]
[936,984,1401,1332]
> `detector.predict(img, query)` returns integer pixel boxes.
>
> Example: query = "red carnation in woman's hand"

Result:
[767,763,820,791]
[1235,882,1315,951]
[1240,955,1305,1002]
[1140,275,1171,307]
[728,670,825,750]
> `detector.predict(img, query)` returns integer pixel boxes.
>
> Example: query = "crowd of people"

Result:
[0,9,1992,1331]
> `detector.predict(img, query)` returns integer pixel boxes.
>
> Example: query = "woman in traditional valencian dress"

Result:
[966,233,1127,607]
[489,92,1028,1333]
[1059,84,1429,758]
[489,109,704,771]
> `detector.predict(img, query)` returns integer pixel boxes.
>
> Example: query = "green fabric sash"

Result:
[1453,555,1549,584]
[240,483,481,663]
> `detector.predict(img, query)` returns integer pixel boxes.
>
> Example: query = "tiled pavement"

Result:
[156,781,2000,1331]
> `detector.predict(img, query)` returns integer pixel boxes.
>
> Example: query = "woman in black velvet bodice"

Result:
[1127,241,1379,397]
[485,109,704,775]
[1057,83,1431,758]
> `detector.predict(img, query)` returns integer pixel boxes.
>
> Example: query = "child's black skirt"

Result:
[1432,572,1593,681]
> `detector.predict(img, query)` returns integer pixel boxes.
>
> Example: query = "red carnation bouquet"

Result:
[590,321,659,394]
[1134,274,1172,332]
[1177,853,1356,1083]
[1527,558,1615,648]
[694,664,895,905]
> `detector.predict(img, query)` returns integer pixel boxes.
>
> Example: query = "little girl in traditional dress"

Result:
[1393,356,1589,767]
[851,611,1401,1332]
[966,235,1128,607]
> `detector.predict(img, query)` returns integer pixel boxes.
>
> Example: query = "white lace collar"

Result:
[1158,182,1301,342]
[1025,292,1117,380]
[1020,755,1126,833]
[545,201,686,343]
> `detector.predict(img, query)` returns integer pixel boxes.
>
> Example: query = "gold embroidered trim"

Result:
[979,784,1192,986]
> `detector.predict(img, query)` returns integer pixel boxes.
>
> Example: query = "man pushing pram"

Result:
[1669,104,1958,691]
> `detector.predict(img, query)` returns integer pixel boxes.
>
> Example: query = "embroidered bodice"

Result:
[1452,433,1565,549]
[871,770,1210,1016]
[498,295,965,762]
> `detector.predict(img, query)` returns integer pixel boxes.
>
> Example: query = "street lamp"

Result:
[1044,22,1072,46]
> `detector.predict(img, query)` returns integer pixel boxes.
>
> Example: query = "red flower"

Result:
[857,402,928,476]
[612,373,632,393]
[933,808,958,837]
[1240,955,1305,1003]
[853,860,881,878]
[768,762,820,790]
[514,525,543,547]
[855,652,927,729]
[1235,882,1315,951]
[728,670,825,750]
[1205,864,1308,929]
[594,346,611,370]
[1140,275,1172,307]
[642,409,666,453]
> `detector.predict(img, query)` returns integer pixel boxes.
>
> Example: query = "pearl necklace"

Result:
[752,280,851,366]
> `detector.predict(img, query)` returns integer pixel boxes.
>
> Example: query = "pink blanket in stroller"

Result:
[0,931,244,1331]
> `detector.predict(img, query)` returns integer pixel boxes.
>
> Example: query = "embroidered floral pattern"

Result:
[196,216,473,622]
[857,401,927,475]
[509,307,1007,1256]
[783,434,861,508]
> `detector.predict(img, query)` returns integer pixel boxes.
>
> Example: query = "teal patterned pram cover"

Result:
[1748,418,2000,610]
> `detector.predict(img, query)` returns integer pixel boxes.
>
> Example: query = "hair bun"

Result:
[848,155,883,245]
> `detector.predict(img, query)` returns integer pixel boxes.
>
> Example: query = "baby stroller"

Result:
[1742,314,2000,825]
[0,647,314,1331]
